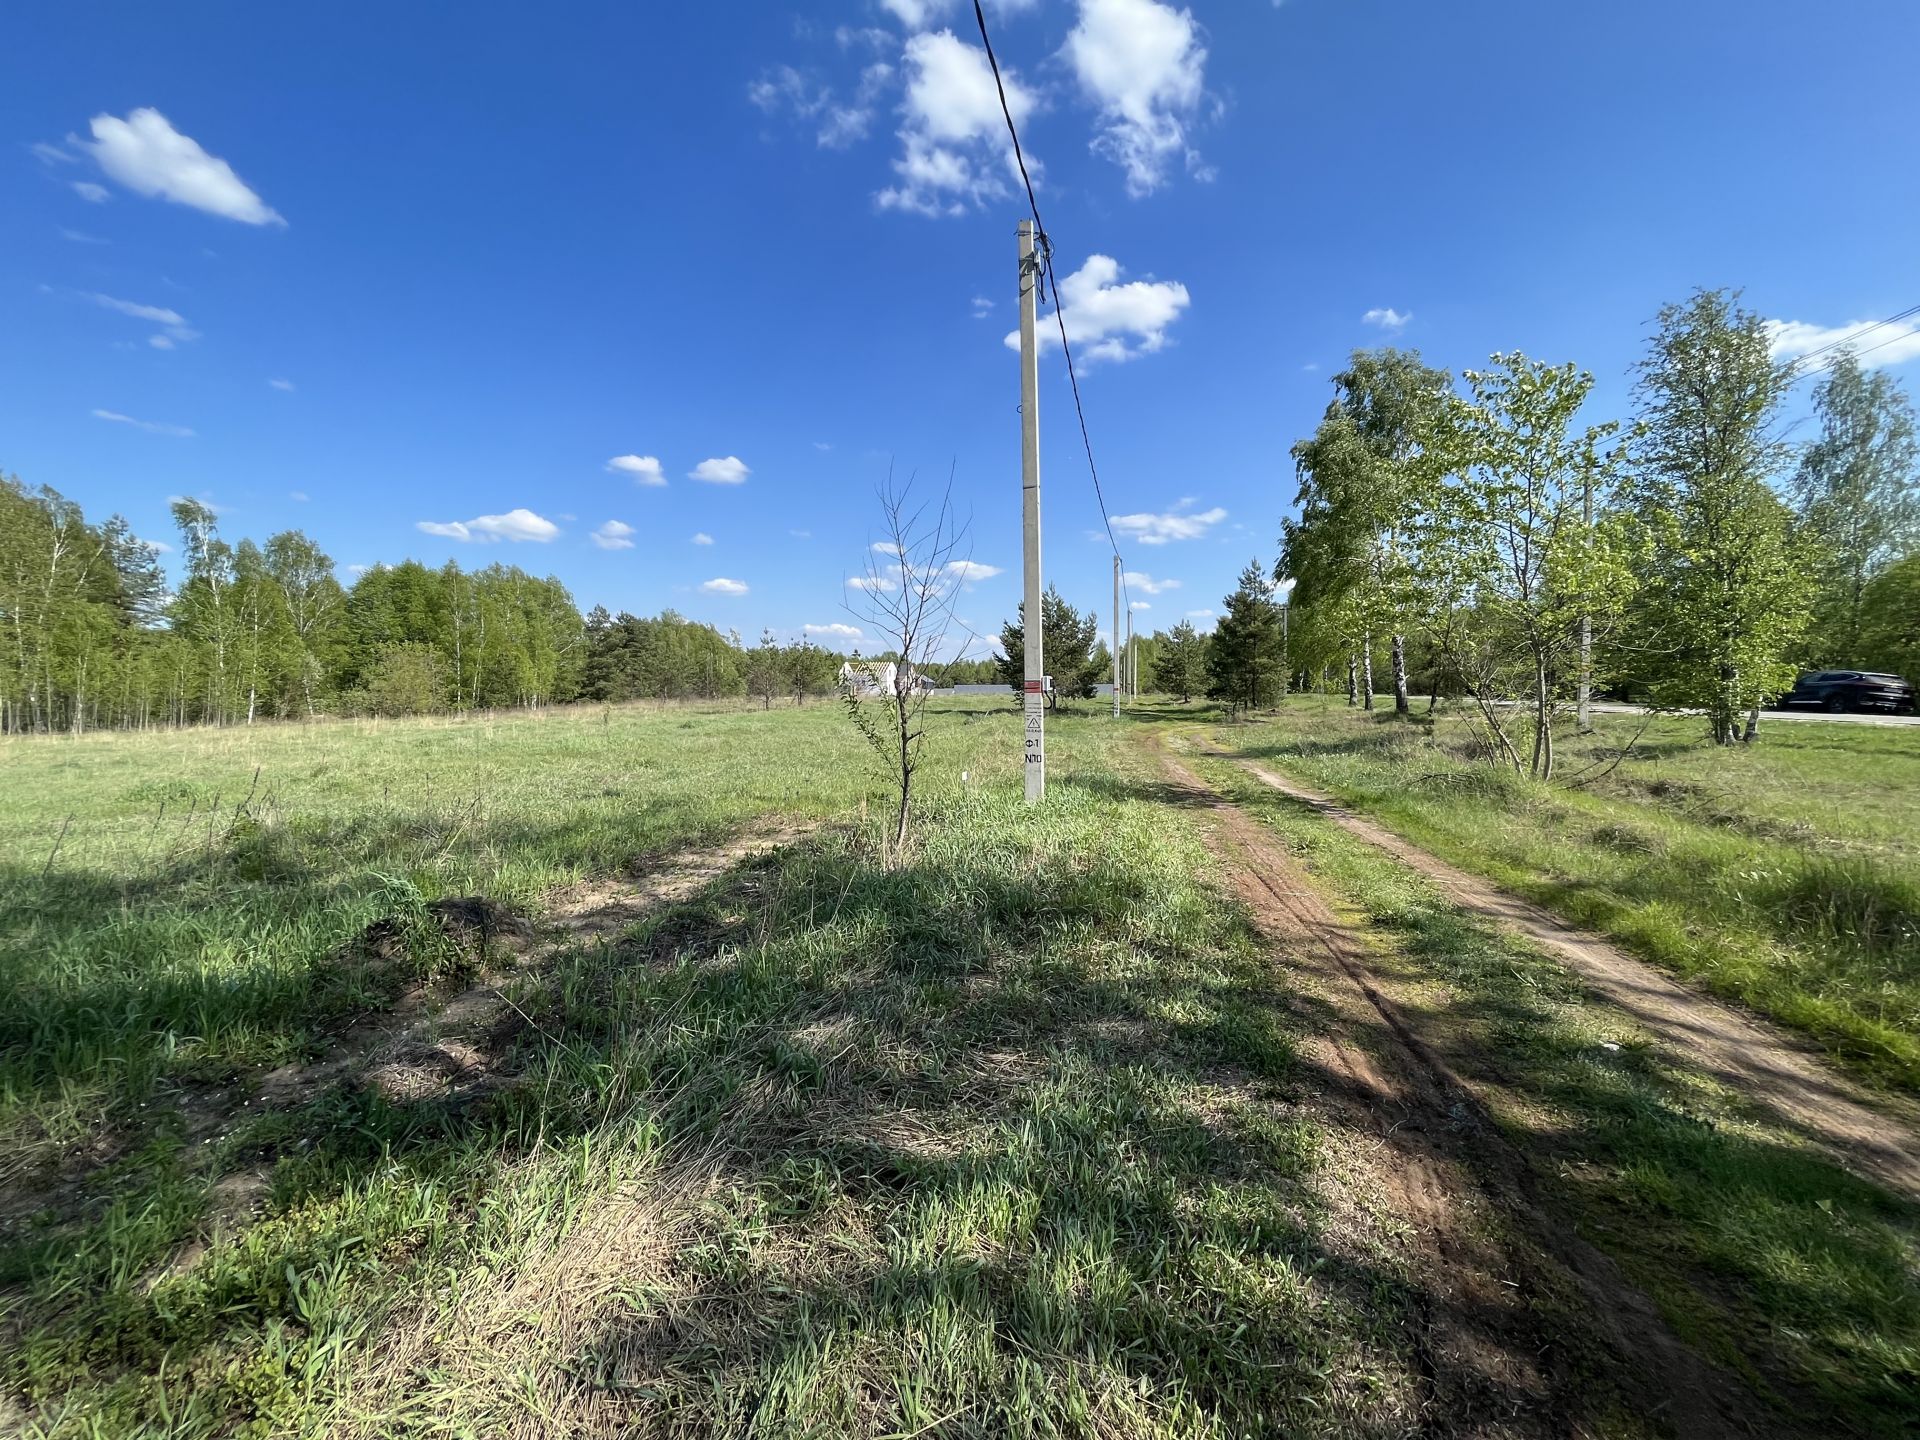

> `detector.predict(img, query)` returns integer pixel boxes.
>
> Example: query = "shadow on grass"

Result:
[1214,776,1920,1439]
[4,808,1646,1439]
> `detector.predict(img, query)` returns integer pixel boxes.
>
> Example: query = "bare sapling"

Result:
[841,472,969,858]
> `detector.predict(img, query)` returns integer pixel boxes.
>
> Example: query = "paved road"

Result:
[1585,701,1920,729]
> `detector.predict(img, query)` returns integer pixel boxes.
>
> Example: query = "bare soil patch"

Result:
[1159,747,1763,1439]
[1216,747,1920,1205]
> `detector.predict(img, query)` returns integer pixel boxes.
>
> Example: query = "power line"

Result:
[972,0,1133,623]
[1787,303,1920,377]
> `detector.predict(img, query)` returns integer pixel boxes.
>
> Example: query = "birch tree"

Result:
[1625,289,1813,744]
[1429,353,1632,779]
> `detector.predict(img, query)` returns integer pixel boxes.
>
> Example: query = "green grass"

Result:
[1180,743,1920,1437]
[1,701,1529,1438]
[1209,696,1920,1091]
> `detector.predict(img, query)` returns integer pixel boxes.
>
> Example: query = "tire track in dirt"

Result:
[1203,742,1920,1206]
[1157,745,1761,1439]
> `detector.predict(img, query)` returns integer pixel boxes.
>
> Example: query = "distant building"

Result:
[838,661,938,697]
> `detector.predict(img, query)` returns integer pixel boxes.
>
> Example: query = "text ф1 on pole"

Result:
[1018,218,1044,802]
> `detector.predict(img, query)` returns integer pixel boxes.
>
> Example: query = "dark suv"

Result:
[1779,671,1917,714]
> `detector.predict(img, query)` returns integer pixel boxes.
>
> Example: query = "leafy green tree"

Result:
[1427,353,1632,778]
[1857,552,1920,680]
[1624,289,1814,745]
[265,530,346,717]
[359,644,444,717]
[1792,353,1920,665]
[170,498,240,724]
[1153,619,1208,702]
[1285,349,1451,713]
[1207,561,1285,714]
[996,585,1103,708]
[784,638,838,704]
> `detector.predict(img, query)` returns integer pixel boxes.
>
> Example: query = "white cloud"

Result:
[1130,600,1151,611]
[417,508,560,543]
[877,30,1037,217]
[1004,253,1190,365]
[89,293,185,326]
[691,456,751,485]
[348,564,371,578]
[971,294,995,318]
[138,536,173,553]
[1112,503,1226,545]
[289,491,309,503]
[72,182,110,203]
[1768,317,1920,371]
[32,141,77,165]
[93,408,193,438]
[750,60,893,150]
[1062,0,1209,196]
[848,574,899,592]
[691,532,714,545]
[85,292,199,348]
[1362,307,1410,331]
[607,454,666,485]
[700,577,749,595]
[268,377,295,391]
[805,622,864,640]
[77,108,284,226]
[872,540,905,556]
[813,441,833,452]
[944,560,1003,581]
[791,528,813,539]
[1124,571,1180,594]
[591,519,636,550]
[880,0,942,23]
[59,228,108,244]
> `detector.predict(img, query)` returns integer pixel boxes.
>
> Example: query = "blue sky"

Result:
[4,0,1917,654]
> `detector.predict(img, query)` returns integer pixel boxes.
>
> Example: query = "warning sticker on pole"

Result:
[1022,691,1045,796]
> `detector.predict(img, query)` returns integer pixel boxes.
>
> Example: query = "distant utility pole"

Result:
[1111,555,1121,719]
[1018,218,1045,802]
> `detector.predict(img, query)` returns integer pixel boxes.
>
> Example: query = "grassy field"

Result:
[0,701,1545,1437]
[1180,742,1920,1436]
[4,698,1918,1436]
[1209,697,1920,1091]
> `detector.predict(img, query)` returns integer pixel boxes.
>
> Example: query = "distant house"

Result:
[838,661,937,697]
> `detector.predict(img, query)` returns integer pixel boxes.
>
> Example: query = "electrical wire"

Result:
[972,0,1133,624]
[1786,303,1920,378]
[1792,316,1920,381]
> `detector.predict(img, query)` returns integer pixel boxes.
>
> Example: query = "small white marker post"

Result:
[1018,218,1045,802]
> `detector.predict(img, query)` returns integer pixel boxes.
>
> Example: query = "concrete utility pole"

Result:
[1018,219,1045,802]
[1111,555,1121,718]
[1125,610,1135,700]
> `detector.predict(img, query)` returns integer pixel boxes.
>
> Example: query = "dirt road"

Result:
[1156,747,1762,1438]
[1202,744,1920,1206]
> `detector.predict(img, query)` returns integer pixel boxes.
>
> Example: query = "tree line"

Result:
[5,480,1005,733]
[1269,288,1918,773]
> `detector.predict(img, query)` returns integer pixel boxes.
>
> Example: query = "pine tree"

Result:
[1207,561,1285,714]
[1153,620,1208,702]
[996,585,1102,708]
